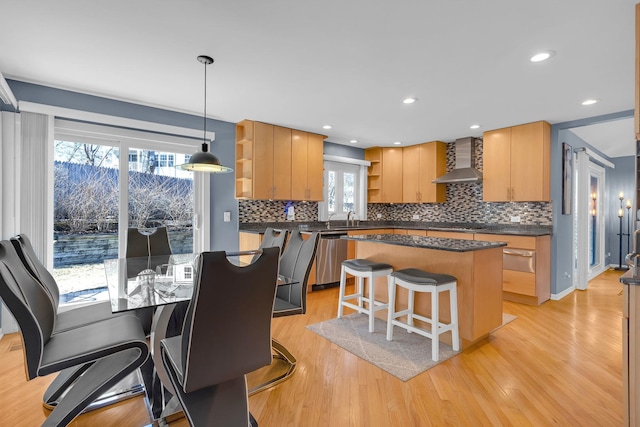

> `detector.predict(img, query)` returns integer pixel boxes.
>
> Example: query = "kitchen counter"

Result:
[239,221,552,237]
[349,232,504,349]
[342,233,506,252]
[620,268,639,285]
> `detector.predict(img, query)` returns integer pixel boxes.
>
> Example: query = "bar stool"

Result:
[386,268,460,361]
[338,259,393,333]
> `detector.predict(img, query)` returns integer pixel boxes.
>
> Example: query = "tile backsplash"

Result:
[239,139,552,225]
[239,200,319,223]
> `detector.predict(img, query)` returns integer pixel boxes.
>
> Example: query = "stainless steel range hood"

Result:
[432,137,482,183]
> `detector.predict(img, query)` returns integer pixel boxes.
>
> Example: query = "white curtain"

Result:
[0,111,52,333]
[19,111,53,264]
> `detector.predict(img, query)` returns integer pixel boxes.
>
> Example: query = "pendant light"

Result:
[178,55,233,173]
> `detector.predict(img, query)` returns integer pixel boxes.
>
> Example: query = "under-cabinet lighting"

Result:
[581,99,599,106]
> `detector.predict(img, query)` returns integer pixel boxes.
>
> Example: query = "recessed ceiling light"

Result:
[322,125,332,129]
[581,99,599,106]
[470,124,481,129]
[530,50,556,62]
[403,97,418,104]
[350,139,358,144]
[393,141,402,145]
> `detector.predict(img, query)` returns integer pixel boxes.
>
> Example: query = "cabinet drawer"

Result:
[427,231,474,240]
[474,233,536,250]
[503,270,536,296]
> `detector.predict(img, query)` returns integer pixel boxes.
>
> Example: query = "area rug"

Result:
[307,312,517,381]
[307,313,458,381]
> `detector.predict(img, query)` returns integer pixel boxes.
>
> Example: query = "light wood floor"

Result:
[0,269,624,426]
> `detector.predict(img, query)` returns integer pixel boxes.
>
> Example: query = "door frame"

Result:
[574,150,607,290]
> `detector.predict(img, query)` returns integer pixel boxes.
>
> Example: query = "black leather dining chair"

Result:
[160,247,280,426]
[0,240,149,427]
[251,227,288,262]
[10,233,145,410]
[249,230,319,395]
[126,226,173,277]
[10,234,117,333]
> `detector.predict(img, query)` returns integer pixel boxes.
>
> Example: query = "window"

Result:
[52,119,209,306]
[158,153,175,168]
[321,160,366,221]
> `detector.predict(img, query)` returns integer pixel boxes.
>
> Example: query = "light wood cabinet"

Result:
[483,121,551,202]
[402,141,447,203]
[427,230,474,240]
[636,3,640,140]
[238,231,261,264]
[365,147,403,203]
[236,120,324,201]
[292,131,324,201]
[346,229,392,259]
[475,233,550,306]
[623,283,640,426]
[236,120,288,200]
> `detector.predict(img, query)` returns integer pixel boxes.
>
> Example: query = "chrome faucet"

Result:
[347,211,354,227]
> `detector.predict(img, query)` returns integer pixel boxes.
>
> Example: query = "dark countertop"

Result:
[341,233,507,253]
[620,268,639,285]
[239,221,552,237]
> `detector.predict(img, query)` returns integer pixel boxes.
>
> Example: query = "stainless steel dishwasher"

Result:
[314,233,348,289]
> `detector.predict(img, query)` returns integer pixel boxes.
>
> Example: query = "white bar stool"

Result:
[337,259,393,333]
[386,268,460,361]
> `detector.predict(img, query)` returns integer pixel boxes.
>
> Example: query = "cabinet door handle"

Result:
[507,188,510,200]
[511,187,514,200]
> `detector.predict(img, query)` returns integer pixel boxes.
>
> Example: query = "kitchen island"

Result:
[342,233,506,349]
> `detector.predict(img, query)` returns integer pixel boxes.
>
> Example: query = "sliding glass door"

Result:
[52,122,204,306]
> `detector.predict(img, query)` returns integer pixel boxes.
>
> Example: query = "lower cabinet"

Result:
[346,229,392,259]
[475,233,550,305]
[239,231,261,264]
[623,284,640,426]
[427,230,474,240]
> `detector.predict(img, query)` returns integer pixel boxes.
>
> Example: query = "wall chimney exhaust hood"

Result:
[432,137,482,183]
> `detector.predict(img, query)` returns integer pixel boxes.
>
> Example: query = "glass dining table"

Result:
[103,250,296,421]
[104,252,297,313]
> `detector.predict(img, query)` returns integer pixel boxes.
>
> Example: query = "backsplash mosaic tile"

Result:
[239,138,552,225]
[239,200,318,223]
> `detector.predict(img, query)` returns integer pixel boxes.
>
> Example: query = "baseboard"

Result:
[551,285,576,301]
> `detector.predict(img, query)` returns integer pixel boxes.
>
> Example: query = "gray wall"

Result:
[7,80,239,252]
[608,156,636,266]
[551,110,634,295]
[324,140,365,159]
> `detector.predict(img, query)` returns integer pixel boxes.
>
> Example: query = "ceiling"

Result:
[0,1,636,157]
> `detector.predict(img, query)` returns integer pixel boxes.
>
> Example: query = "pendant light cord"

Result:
[202,58,208,153]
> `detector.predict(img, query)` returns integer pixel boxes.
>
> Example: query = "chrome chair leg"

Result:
[248,338,297,396]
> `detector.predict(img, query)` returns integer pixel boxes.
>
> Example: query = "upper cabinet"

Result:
[291,131,324,201]
[483,121,551,202]
[402,141,447,203]
[365,147,403,203]
[235,120,324,201]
